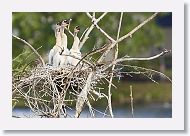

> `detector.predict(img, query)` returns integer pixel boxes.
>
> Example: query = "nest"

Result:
[12,60,120,118]
[12,54,171,118]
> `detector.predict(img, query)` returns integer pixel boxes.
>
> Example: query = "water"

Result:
[12,103,172,118]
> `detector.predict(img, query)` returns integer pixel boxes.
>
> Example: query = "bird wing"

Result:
[48,49,54,65]
[53,53,62,67]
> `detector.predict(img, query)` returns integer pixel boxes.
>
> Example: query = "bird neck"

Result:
[55,33,62,46]
[74,31,78,37]
[61,30,68,49]
[71,34,80,50]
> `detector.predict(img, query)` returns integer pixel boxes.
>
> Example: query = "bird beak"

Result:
[68,18,72,22]
[66,19,72,24]
[75,26,80,31]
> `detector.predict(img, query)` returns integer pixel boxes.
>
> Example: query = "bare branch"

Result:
[107,12,123,118]
[92,12,96,19]
[75,72,93,118]
[116,12,158,43]
[115,49,171,63]
[116,12,123,41]
[97,13,159,63]
[130,85,134,118]
[86,13,115,42]
[96,12,108,22]
[80,27,89,41]
[79,12,108,49]
[119,64,172,82]
[12,34,45,66]
[86,12,92,19]
[86,100,95,117]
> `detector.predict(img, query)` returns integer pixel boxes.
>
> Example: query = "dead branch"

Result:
[115,49,171,63]
[75,72,93,118]
[86,12,115,42]
[117,12,158,43]
[97,12,159,63]
[12,34,45,66]
[107,12,123,117]
[79,12,108,49]
[118,64,172,82]
[130,85,134,118]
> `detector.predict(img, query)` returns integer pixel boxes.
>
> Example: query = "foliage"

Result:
[12,12,167,58]
[12,49,36,78]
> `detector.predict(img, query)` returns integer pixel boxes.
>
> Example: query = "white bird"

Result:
[59,20,72,68]
[48,21,62,67]
[69,26,81,67]
[49,19,70,68]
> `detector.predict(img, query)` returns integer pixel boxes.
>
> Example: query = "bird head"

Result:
[74,26,80,33]
[61,19,71,27]
[55,21,62,32]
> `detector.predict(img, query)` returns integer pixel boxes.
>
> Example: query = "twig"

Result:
[115,49,171,63]
[116,12,123,43]
[12,34,45,66]
[91,107,110,117]
[107,12,123,118]
[92,12,96,19]
[86,12,115,42]
[80,27,89,41]
[75,72,93,118]
[86,100,95,117]
[86,12,92,19]
[130,85,134,118]
[79,12,108,49]
[107,76,114,118]
[116,12,158,43]
[118,64,172,82]
[91,90,108,99]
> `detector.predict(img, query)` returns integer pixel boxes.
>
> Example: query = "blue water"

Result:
[12,103,172,118]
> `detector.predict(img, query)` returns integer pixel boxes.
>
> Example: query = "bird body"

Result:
[48,24,63,67]
[59,27,70,68]
[52,50,62,67]
[59,48,70,67]
[69,26,81,67]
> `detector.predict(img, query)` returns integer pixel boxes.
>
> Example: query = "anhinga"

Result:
[48,21,63,67]
[59,20,71,68]
[69,26,81,67]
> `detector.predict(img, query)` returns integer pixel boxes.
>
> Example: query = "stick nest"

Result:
[12,61,119,118]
